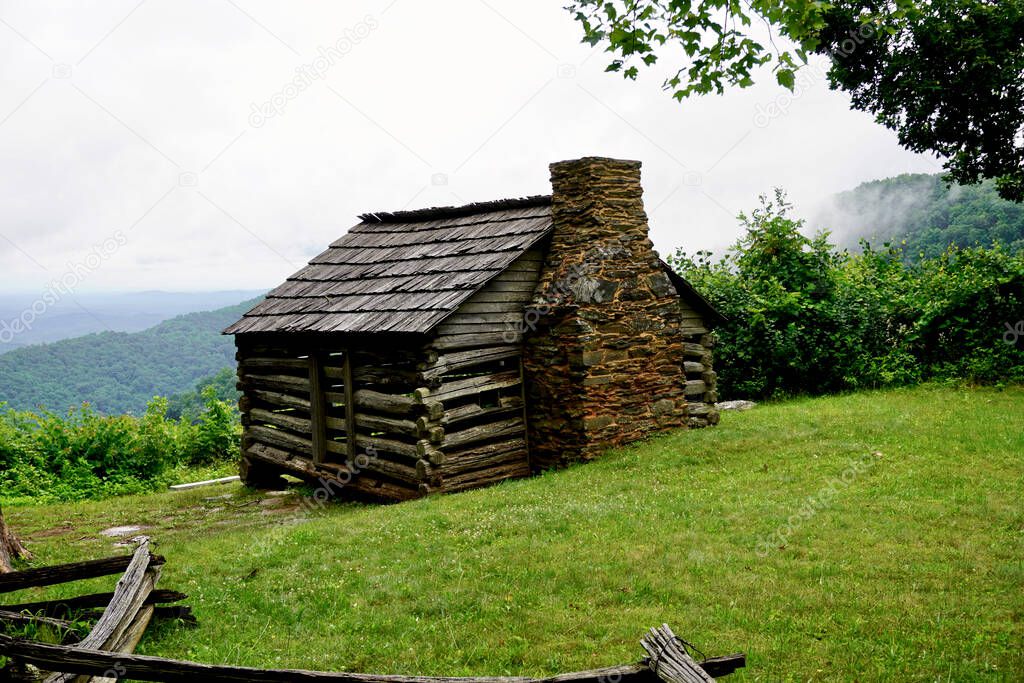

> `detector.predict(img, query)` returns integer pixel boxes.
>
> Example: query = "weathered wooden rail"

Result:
[1,547,744,681]
[0,625,744,682]
[0,550,164,593]
[0,538,191,682]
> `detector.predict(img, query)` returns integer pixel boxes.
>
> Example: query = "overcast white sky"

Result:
[0,0,942,294]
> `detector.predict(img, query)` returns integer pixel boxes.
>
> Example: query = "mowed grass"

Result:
[5,385,1023,681]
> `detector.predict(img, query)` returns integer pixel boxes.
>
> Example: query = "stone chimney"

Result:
[523,157,690,469]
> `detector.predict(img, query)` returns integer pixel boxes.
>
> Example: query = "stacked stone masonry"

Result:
[523,157,719,470]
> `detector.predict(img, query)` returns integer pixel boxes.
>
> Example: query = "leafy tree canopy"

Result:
[566,0,1024,201]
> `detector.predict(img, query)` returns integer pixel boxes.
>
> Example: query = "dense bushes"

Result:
[166,367,240,421]
[0,389,240,502]
[670,190,1024,399]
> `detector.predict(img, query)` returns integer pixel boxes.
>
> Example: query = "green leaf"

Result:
[776,68,796,90]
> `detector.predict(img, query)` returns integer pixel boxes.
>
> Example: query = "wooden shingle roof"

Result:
[224,196,553,335]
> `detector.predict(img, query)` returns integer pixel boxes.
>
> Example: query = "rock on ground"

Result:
[717,400,757,411]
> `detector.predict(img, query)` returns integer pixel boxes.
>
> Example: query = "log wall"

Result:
[420,247,543,492]
[236,337,440,501]
[681,332,720,429]
[236,249,542,501]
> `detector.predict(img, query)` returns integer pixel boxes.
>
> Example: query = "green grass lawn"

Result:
[4,385,1023,681]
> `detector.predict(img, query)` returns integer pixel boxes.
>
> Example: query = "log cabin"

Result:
[224,156,724,501]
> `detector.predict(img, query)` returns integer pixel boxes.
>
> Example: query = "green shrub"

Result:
[670,191,1024,399]
[0,389,241,503]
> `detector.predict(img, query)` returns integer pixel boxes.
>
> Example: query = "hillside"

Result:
[0,299,258,415]
[816,174,1024,257]
[6,385,1022,679]
[0,290,264,356]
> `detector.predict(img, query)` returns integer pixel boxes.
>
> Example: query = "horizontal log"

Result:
[340,390,443,421]
[248,425,313,456]
[0,627,743,681]
[58,605,191,635]
[354,433,421,461]
[331,414,443,444]
[0,552,164,594]
[430,332,519,351]
[326,413,414,438]
[240,373,310,393]
[437,460,531,494]
[443,418,525,451]
[431,441,528,478]
[479,279,537,293]
[505,254,544,267]
[463,291,535,304]
[420,347,520,380]
[440,311,528,326]
[350,348,424,365]
[435,323,512,336]
[239,357,309,372]
[245,442,320,478]
[444,437,527,459]
[325,365,421,387]
[244,447,418,503]
[250,408,312,434]
[235,344,297,359]
[1,590,187,617]
[352,389,415,415]
[441,398,522,427]
[431,372,521,402]
[487,269,541,282]
[0,636,661,683]
[357,456,424,487]
[451,302,529,314]
[245,389,311,412]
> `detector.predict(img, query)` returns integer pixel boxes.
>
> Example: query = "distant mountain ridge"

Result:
[0,298,260,415]
[0,290,264,355]
[815,174,1024,257]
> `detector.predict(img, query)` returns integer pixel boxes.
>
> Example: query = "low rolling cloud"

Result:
[0,0,942,293]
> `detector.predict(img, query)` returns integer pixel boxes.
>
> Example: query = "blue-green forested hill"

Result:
[817,174,1024,257]
[0,299,258,415]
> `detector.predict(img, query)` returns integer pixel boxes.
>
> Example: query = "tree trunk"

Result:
[0,504,30,573]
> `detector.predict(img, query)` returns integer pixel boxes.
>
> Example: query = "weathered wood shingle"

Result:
[224,196,553,335]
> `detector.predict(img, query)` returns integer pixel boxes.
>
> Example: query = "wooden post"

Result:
[343,349,356,463]
[308,351,327,465]
[0,504,30,574]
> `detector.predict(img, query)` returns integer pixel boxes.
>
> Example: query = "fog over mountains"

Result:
[0,290,264,355]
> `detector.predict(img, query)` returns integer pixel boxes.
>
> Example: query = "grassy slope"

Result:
[6,385,1023,681]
